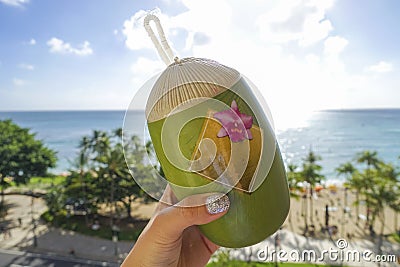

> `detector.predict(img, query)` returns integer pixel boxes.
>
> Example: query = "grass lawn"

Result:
[29,176,66,186]
[41,211,147,241]
[207,261,346,267]
[390,233,400,243]
[1,176,66,191]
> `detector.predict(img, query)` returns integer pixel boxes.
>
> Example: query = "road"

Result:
[1,195,135,262]
[0,249,119,267]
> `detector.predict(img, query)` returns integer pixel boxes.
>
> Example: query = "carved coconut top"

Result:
[145,57,240,122]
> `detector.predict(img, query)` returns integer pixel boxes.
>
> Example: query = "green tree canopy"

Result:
[59,128,154,222]
[0,119,57,207]
[298,149,325,229]
[286,163,301,199]
[301,150,325,185]
[0,120,57,183]
[356,150,381,169]
[336,162,356,180]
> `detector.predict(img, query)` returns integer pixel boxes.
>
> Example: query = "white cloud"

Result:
[47,37,93,56]
[0,0,29,7]
[123,9,157,50]
[322,36,348,73]
[184,32,210,50]
[366,61,393,73]
[324,36,348,55]
[130,57,165,89]
[121,0,399,129]
[121,0,347,121]
[23,38,36,45]
[122,4,231,54]
[18,63,34,70]
[131,57,164,75]
[256,0,334,46]
[13,78,27,86]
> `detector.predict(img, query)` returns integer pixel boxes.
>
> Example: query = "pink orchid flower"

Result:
[213,100,253,142]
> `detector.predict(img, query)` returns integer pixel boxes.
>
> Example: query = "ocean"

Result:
[1,109,399,181]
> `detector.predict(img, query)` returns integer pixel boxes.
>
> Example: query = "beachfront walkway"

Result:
[0,195,134,264]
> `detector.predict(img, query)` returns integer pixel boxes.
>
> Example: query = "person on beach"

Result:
[121,186,230,267]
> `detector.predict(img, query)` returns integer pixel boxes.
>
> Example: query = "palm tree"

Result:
[356,150,380,168]
[287,164,301,196]
[301,150,324,232]
[379,162,399,181]
[389,197,400,235]
[345,171,364,224]
[57,128,154,232]
[78,136,90,166]
[377,163,399,234]
[366,170,398,256]
[356,150,381,227]
[90,130,111,163]
[286,164,301,224]
[336,162,356,179]
[77,136,91,225]
[336,162,357,235]
[86,130,116,225]
[145,140,154,157]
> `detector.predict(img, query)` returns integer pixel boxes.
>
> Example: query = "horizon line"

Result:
[1,107,400,112]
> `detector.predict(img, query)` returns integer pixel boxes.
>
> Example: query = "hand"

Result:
[121,186,230,267]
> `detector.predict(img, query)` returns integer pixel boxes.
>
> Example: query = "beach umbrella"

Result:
[315,185,323,193]
[128,14,290,248]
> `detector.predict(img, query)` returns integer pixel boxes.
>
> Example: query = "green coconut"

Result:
[146,57,290,248]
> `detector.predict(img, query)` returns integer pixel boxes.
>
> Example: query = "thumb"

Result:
[153,193,230,239]
[121,193,230,267]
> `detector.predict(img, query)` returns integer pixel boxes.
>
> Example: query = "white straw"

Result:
[143,14,175,66]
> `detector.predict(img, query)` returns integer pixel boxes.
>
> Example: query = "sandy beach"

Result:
[285,185,399,239]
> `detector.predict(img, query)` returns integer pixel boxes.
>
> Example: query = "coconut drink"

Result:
[124,14,290,248]
[145,56,290,247]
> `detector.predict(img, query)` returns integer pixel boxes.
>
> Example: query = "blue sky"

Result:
[0,0,399,118]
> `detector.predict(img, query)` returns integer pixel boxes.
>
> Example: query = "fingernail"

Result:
[206,194,230,214]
